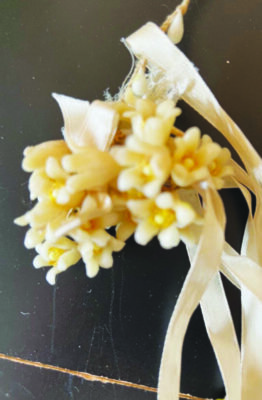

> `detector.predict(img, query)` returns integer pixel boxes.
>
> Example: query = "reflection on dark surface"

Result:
[1,0,262,398]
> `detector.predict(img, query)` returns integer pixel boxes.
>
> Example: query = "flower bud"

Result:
[167,10,184,44]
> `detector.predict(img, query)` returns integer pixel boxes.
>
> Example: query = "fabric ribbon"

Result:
[126,20,262,400]
[158,188,225,400]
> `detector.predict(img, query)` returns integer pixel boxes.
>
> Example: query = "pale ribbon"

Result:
[126,21,262,400]
[157,188,225,400]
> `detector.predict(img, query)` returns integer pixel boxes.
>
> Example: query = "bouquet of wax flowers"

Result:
[15,1,262,399]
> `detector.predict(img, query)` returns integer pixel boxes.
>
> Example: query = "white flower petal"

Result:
[33,255,48,269]
[53,218,81,239]
[144,117,169,146]
[183,127,201,151]
[118,168,143,191]
[24,228,45,249]
[14,214,29,226]
[176,202,196,227]
[57,249,81,272]
[45,157,67,181]
[85,259,99,278]
[127,199,153,218]
[131,114,145,140]
[143,180,162,198]
[36,241,50,259]
[55,187,70,204]
[46,267,58,285]
[155,192,174,209]
[99,249,114,269]
[134,220,158,245]
[91,230,110,247]
[158,224,180,249]
[111,237,126,252]
[116,221,136,241]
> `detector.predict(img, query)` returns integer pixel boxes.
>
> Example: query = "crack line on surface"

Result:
[50,285,57,354]
[0,353,206,400]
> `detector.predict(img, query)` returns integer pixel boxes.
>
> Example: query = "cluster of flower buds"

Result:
[15,69,233,285]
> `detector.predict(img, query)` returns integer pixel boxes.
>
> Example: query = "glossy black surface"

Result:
[0,359,157,400]
[1,0,262,398]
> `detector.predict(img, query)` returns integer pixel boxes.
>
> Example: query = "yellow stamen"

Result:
[183,157,195,170]
[149,207,175,229]
[93,243,102,256]
[48,247,65,266]
[82,220,97,232]
[48,182,64,203]
[143,164,153,176]
[127,189,144,199]
[140,160,154,180]
[209,161,220,175]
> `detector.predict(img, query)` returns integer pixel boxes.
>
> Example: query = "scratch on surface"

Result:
[99,326,105,357]
[50,285,57,354]
[109,268,120,380]
[67,374,74,399]
[0,352,206,400]
[84,325,97,372]
[16,383,36,399]
[119,266,124,331]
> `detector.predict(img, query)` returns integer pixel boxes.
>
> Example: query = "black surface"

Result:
[0,359,157,400]
[1,0,262,399]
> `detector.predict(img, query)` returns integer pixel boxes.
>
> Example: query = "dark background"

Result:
[1,0,262,399]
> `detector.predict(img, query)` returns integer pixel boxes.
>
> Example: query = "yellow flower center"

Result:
[149,207,175,229]
[209,161,220,175]
[93,243,102,256]
[82,220,96,232]
[183,157,195,170]
[48,247,65,266]
[127,189,144,199]
[49,181,64,203]
[140,160,154,181]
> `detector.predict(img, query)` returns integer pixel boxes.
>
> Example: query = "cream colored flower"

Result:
[33,237,81,285]
[111,135,172,198]
[107,186,139,241]
[201,135,233,189]
[43,188,116,243]
[15,138,120,241]
[127,191,200,249]
[123,90,181,147]
[171,127,233,188]
[22,140,70,172]
[71,228,125,278]
[61,148,120,194]
[24,141,119,201]
[116,214,137,241]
